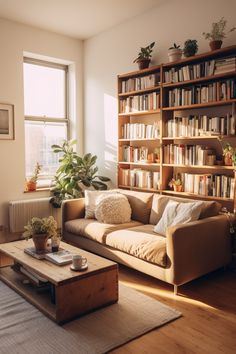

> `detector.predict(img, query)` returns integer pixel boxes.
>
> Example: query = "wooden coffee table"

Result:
[0,240,118,324]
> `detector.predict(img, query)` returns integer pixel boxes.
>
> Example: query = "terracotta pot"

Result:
[224,155,233,166]
[209,40,222,51]
[137,59,150,70]
[26,181,36,191]
[174,185,183,192]
[168,48,182,62]
[32,233,49,254]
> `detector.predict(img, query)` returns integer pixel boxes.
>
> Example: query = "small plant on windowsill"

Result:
[26,162,42,192]
[168,178,183,192]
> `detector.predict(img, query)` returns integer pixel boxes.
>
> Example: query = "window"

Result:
[23,58,68,187]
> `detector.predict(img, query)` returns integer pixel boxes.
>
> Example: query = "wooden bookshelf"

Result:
[117,45,236,210]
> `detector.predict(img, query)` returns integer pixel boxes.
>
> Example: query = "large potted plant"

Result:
[50,140,110,208]
[168,43,182,62]
[133,42,155,70]
[23,216,58,253]
[203,17,236,51]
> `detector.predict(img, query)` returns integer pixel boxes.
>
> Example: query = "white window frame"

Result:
[24,57,69,187]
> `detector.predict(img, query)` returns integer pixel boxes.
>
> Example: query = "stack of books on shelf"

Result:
[120,92,160,113]
[122,145,150,162]
[121,122,160,139]
[176,173,234,198]
[163,144,216,166]
[166,114,236,137]
[120,168,160,189]
[121,73,160,93]
[167,79,236,107]
[164,56,236,83]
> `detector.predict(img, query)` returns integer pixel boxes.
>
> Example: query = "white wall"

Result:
[0,18,83,231]
[84,0,236,184]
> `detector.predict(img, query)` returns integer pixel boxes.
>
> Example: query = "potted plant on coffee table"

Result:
[133,42,155,70]
[23,216,58,254]
[168,43,182,62]
[202,17,236,51]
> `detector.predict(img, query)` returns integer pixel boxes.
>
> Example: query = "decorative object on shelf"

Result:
[221,142,236,166]
[202,17,236,51]
[0,103,14,140]
[168,43,182,62]
[168,177,183,192]
[154,147,160,163]
[50,139,110,208]
[26,162,41,192]
[23,216,58,254]
[133,42,155,70]
[183,39,198,57]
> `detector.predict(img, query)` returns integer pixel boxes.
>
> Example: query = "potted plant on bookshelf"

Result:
[23,216,58,254]
[202,17,236,51]
[26,162,41,191]
[183,39,198,57]
[222,143,236,166]
[168,43,182,62]
[169,177,183,192]
[133,42,155,70]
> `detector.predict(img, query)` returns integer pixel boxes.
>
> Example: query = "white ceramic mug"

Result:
[72,255,87,269]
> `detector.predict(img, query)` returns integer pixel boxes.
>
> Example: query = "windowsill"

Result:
[24,187,50,193]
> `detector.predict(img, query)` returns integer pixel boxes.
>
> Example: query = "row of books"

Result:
[164,56,236,83]
[176,173,234,198]
[121,145,149,162]
[120,168,160,189]
[121,122,160,139]
[121,73,160,93]
[166,114,236,137]
[167,79,236,107]
[120,92,160,113]
[163,144,216,166]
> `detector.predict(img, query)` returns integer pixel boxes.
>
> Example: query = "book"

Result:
[45,250,73,265]
[24,246,50,260]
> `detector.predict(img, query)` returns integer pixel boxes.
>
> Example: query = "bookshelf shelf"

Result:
[117,45,236,210]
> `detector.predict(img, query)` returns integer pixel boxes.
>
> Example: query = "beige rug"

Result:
[0,281,181,354]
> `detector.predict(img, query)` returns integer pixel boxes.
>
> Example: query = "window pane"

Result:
[25,121,67,180]
[24,63,66,118]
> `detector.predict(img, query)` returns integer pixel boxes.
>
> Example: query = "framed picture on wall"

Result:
[0,103,14,140]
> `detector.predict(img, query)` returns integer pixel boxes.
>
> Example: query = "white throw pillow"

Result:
[84,190,115,219]
[154,200,204,236]
[95,194,131,224]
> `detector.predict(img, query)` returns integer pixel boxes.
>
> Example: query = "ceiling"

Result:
[0,0,162,40]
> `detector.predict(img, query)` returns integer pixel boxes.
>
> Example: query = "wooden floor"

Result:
[113,265,236,354]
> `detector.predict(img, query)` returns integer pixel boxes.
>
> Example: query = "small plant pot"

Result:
[184,51,196,57]
[168,49,182,62]
[173,185,183,192]
[137,59,150,70]
[209,40,222,51]
[26,181,36,191]
[224,155,233,166]
[32,233,49,254]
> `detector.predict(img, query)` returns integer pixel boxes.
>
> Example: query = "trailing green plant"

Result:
[133,42,155,62]
[169,43,181,50]
[23,216,58,240]
[202,17,236,41]
[183,39,198,57]
[50,140,110,208]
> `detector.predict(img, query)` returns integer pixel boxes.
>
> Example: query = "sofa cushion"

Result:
[95,194,131,224]
[65,219,142,243]
[84,190,118,219]
[115,189,154,224]
[154,200,204,236]
[149,194,221,225]
[106,224,167,267]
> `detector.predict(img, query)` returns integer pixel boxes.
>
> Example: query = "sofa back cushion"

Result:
[149,194,221,225]
[116,189,154,224]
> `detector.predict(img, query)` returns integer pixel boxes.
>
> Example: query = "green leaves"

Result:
[50,139,110,207]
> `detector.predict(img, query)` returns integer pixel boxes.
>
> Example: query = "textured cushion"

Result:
[149,194,221,225]
[115,189,154,224]
[95,194,131,224]
[106,224,167,267]
[65,218,142,243]
[154,200,204,236]
[84,190,117,219]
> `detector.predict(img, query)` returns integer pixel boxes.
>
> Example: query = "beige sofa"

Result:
[62,190,232,294]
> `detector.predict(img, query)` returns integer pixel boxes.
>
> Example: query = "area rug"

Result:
[0,281,181,354]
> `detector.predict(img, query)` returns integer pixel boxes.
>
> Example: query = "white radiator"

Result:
[9,198,61,233]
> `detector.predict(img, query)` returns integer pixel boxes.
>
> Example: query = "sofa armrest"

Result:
[166,215,231,285]
[61,198,85,235]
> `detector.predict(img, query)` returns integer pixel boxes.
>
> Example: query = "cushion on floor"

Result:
[65,219,143,243]
[106,224,167,267]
